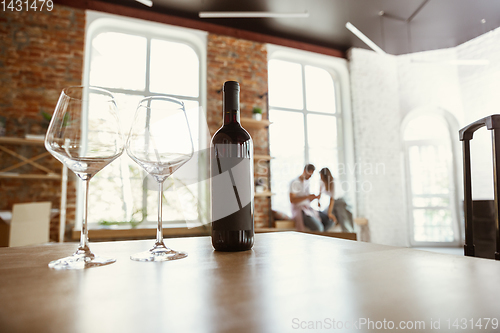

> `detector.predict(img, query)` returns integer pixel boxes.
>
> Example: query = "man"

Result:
[289,164,331,231]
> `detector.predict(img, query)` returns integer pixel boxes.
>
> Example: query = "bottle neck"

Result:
[223,84,240,125]
[224,109,240,125]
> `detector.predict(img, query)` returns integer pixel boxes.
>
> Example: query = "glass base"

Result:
[130,242,187,262]
[48,250,116,270]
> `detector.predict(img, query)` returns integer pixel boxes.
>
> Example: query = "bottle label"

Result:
[211,143,253,230]
[212,203,253,231]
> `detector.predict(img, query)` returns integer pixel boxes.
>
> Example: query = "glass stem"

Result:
[156,181,164,246]
[78,179,91,254]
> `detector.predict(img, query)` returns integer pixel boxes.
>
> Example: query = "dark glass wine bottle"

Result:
[211,81,254,251]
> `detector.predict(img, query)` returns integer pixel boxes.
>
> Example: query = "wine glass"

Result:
[127,96,194,261]
[45,86,124,269]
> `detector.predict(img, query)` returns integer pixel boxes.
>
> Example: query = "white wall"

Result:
[348,48,409,247]
[349,27,500,247]
[397,48,464,123]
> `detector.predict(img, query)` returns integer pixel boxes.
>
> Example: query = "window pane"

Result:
[305,65,336,114]
[143,140,203,224]
[88,157,144,226]
[114,93,145,135]
[150,39,199,97]
[408,145,450,196]
[268,59,303,110]
[413,209,454,242]
[270,110,305,216]
[409,144,454,241]
[406,113,456,243]
[144,175,200,224]
[307,114,339,198]
[169,100,203,224]
[147,178,188,222]
[182,100,200,150]
[90,32,147,91]
[307,114,337,150]
[413,196,449,208]
[87,93,146,226]
[270,110,305,157]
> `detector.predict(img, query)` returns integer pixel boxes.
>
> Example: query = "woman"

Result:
[318,167,354,233]
[318,168,337,226]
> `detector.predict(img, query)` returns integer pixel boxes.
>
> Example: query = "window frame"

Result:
[267,44,356,216]
[401,108,462,247]
[78,10,207,231]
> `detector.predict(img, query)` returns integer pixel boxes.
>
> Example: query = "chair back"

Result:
[459,115,500,260]
[9,202,52,247]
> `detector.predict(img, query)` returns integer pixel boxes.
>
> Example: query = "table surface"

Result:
[1,232,500,333]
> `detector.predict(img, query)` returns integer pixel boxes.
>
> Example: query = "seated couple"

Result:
[289,164,353,232]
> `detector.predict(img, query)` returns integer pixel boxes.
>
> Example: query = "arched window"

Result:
[402,110,461,245]
[79,11,207,229]
[267,45,354,215]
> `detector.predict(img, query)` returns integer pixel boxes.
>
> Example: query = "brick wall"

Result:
[207,34,270,228]
[0,6,84,241]
[0,7,84,129]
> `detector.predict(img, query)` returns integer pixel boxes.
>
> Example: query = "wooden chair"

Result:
[459,115,500,260]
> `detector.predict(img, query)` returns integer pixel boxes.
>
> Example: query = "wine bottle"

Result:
[211,81,254,251]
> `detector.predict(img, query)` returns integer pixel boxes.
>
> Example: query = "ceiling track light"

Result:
[135,0,153,7]
[199,11,309,19]
[345,22,386,55]
[346,21,489,66]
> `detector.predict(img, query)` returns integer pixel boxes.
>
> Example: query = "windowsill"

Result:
[72,223,210,241]
[71,225,357,242]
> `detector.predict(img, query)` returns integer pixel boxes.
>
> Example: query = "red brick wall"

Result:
[0,6,84,241]
[0,6,85,134]
[207,34,270,228]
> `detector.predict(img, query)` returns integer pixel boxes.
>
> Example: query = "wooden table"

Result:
[1,232,500,333]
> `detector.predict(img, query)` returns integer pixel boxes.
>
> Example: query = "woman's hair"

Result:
[319,168,334,193]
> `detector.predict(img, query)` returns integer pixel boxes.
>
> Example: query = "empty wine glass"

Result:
[45,86,124,269]
[127,96,194,261]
